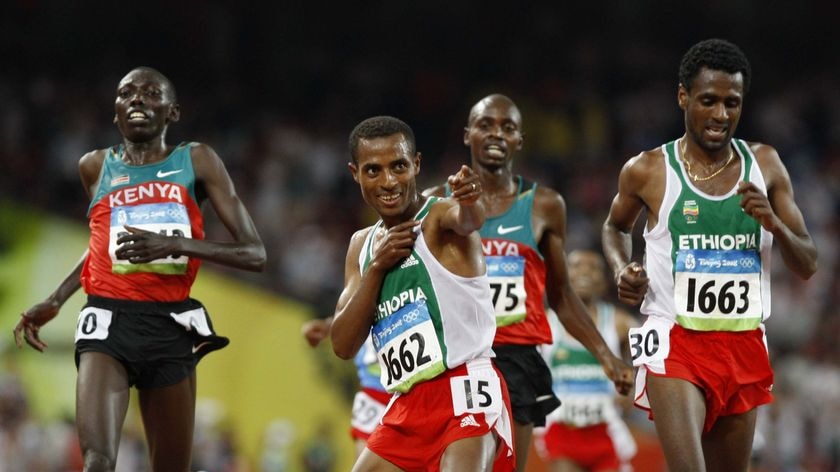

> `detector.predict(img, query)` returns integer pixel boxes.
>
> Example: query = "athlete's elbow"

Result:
[244,246,267,272]
[797,259,818,280]
[332,341,356,360]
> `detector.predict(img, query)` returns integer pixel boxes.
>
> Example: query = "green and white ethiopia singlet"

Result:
[544,303,621,427]
[359,197,496,393]
[641,139,773,331]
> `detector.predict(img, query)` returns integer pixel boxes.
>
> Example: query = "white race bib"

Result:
[350,390,387,434]
[485,255,527,326]
[673,249,762,331]
[110,202,192,275]
[450,373,502,416]
[551,395,614,427]
[75,307,113,341]
[372,299,445,393]
[628,323,669,367]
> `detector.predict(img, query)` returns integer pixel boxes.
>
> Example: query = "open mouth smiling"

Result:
[128,111,149,122]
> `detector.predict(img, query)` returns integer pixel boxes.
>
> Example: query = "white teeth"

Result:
[129,112,147,120]
[486,146,505,158]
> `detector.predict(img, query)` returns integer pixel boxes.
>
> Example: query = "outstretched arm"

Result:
[438,165,485,235]
[538,189,633,395]
[114,144,266,271]
[739,144,817,279]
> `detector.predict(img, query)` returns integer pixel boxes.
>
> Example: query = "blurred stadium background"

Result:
[0,1,837,471]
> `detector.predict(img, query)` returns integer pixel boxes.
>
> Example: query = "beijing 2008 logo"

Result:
[685,254,696,270]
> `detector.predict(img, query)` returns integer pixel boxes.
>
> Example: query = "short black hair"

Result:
[679,39,751,94]
[348,116,416,163]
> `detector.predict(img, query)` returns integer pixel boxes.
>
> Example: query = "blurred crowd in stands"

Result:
[0,2,837,471]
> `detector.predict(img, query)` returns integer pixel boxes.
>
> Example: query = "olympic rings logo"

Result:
[402,309,421,323]
[739,258,755,268]
[500,262,519,273]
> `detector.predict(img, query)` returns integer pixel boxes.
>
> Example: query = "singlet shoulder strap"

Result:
[516,175,537,195]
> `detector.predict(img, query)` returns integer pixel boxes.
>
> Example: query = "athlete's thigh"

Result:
[702,408,757,472]
[138,373,197,472]
[352,447,404,472]
[439,431,497,472]
[646,375,707,471]
[76,351,131,459]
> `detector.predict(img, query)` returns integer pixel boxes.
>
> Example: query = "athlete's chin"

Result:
[701,131,733,149]
[477,157,507,170]
[369,200,407,218]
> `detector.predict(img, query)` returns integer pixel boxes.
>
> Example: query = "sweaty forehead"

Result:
[689,68,744,94]
[470,101,521,125]
[117,70,175,97]
[357,134,412,163]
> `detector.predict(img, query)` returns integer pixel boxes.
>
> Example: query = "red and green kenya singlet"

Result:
[81,142,204,302]
[477,177,550,345]
[641,139,773,331]
[360,197,496,394]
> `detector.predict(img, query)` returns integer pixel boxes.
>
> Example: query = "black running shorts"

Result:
[75,295,229,388]
[493,344,561,426]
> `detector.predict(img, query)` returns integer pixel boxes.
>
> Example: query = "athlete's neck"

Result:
[475,165,516,197]
[121,137,171,165]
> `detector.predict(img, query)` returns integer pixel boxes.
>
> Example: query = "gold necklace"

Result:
[680,139,735,182]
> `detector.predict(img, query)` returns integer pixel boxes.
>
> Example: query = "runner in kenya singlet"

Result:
[82,142,205,302]
[477,177,550,345]
[359,196,496,394]
[640,138,773,333]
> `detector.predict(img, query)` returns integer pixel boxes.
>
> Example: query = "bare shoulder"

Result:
[532,184,566,220]
[350,225,375,245]
[344,226,374,263]
[188,142,226,177]
[744,140,787,185]
[79,148,107,168]
[622,147,665,180]
[79,148,108,189]
[188,142,219,160]
[617,148,667,208]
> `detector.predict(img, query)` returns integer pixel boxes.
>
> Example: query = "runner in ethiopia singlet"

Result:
[358,196,514,471]
[82,142,204,302]
[359,196,497,393]
[631,138,774,412]
[537,304,636,468]
[546,304,623,428]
